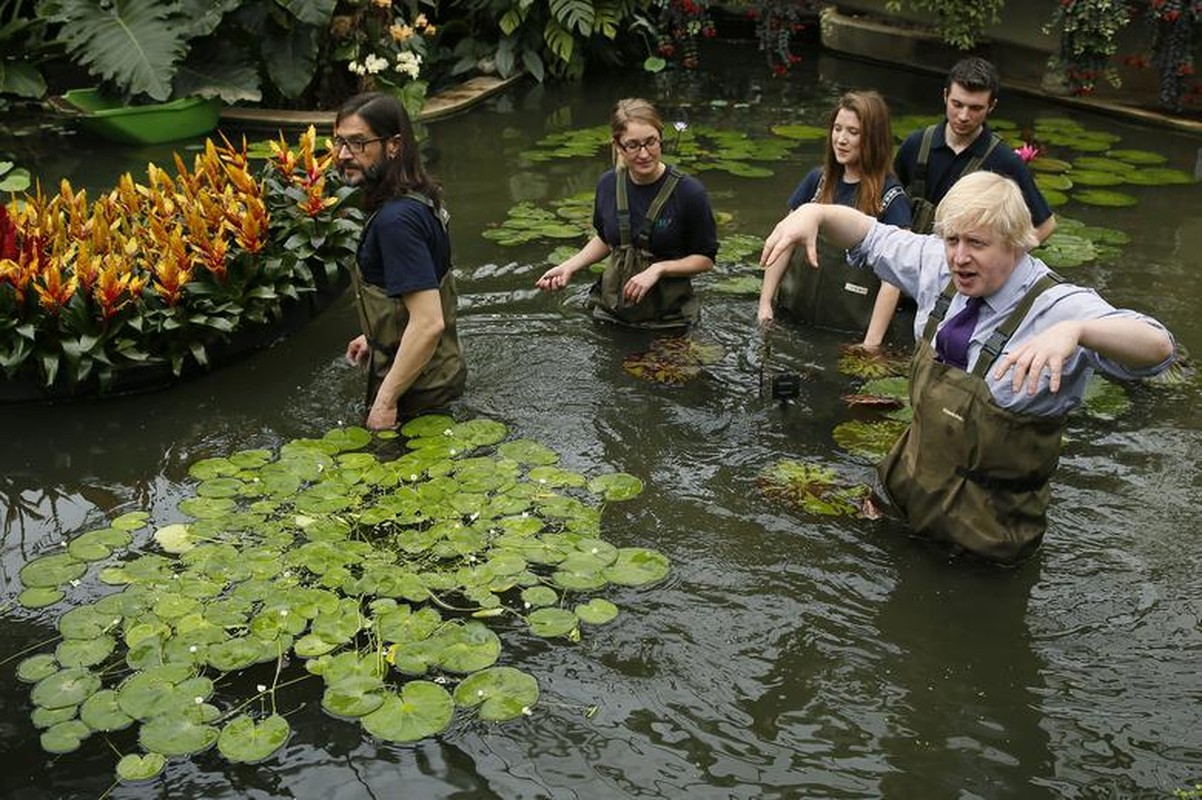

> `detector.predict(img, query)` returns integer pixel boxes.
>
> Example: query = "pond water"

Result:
[3,41,1202,799]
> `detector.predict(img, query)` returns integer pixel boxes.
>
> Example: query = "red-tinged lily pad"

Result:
[217,714,291,763]
[361,681,454,742]
[757,459,870,517]
[832,419,908,460]
[837,346,909,379]
[842,393,904,410]
[453,666,539,722]
[623,335,723,385]
[116,752,166,783]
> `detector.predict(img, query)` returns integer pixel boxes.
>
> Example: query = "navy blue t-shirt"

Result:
[592,167,719,261]
[787,166,912,227]
[893,122,1053,226]
[357,196,451,298]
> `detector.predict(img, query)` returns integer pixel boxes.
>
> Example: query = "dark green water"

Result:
[2,41,1201,799]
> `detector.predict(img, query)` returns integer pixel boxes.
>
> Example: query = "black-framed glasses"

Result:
[616,136,662,154]
[331,136,387,154]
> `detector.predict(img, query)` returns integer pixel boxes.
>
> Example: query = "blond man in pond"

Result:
[761,171,1175,562]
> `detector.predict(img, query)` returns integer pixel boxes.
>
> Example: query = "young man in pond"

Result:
[336,92,466,430]
[894,57,1058,243]
[760,171,1175,562]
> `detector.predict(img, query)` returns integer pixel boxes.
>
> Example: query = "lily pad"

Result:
[111,511,150,531]
[453,666,540,722]
[1073,189,1138,207]
[769,123,827,140]
[40,719,92,753]
[19,552,86,589]
[526,607,579,638]
[361,681,454,742]
[19,586,66,608]
[520,585,559,608]
[18,653,60,683]
[1067,169,1124,187]
[603,548,670,586]
[32,668,102,710]
[837,347,909,379]
[832,419,908,460]
[1107,148,1167,165]
[574,598,619,624]
[758,459,868,516]
[587,471,644,501]
[1120,168,1193,186]
[1080,374,1132,420]
[116,752,167,782]
[217,714,291,763]
[497,439,560,466]
[56,635,116,668]
[139,713,220,756]
[322,674,386,718]
[80,689,135,732]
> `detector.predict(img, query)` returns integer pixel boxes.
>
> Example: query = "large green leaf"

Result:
[0,60,47,98]
[261,20,319,99]
[38,0,188,101]
[278,0,337,27]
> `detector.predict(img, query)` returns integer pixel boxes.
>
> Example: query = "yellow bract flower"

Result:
[390,22,414,42]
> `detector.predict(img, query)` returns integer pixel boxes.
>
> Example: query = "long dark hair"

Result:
[335,92,442,211]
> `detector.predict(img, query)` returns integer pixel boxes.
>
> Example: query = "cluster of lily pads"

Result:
[14,416,667,785]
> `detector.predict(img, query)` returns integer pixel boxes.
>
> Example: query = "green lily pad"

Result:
[17,653,60,683]
[430,621,502,673]
[361,681,454,742]
[453,666,540,722]
[837,347,909,379]
[111,511,150,531]
[323,426,372,452]
[526,607,579,638]
[708,275,764,295]
[116,752,167,782]
[603,548,670,586]
[770,123,827,140]
[1035,173,1073,192]
[587,471,644,501]
[1120,167,1193,186]
[19,552,86,588]
[520,585,559,608]
[1072,156,1135,173]
[32,704,79,728]
[497,439,560,466]
[80,689,135,732]
[322,674,386,718]
[217,714,291,763]
[40,719,92,753]
[1107,148,1167,165]
[177,496,237,519]
[574,598,619,624]
[32,668,102,710]
[1042,188,1069,207]
[1029,157,1072,173]
[623,335,722,384]
[138,713,220,756]
[1073,189,1138,207]
[56,635,116,668]
[19,586,66,608]
[1067,169,1124,186]
[1080,374,1132,420]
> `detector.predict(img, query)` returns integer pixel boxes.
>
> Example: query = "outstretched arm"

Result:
[761,204,874,272]
[535,235,612,291]
[994,317,1174,395]
[757,245,795,324]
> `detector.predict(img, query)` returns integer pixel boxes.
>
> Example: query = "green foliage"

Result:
[885,0,1003,49]
[13,419,668,782]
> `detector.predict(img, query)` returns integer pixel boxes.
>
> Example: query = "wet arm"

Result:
[757,245,795,323]
[536,235,612,290]
[861,282,902,349]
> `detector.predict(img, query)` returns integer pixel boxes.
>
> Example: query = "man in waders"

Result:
[335,92,466,430]
[760,171,1175,562]
[894,57,1057,243]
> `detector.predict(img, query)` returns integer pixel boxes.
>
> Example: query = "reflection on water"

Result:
[3,40,1202,800]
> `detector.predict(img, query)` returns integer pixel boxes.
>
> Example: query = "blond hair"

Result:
[934,171,1039,252]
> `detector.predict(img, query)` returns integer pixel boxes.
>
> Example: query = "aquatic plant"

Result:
[13,417,667,784]
[0,127,359,392]
[623,335,723,384]
[757,459,874,516]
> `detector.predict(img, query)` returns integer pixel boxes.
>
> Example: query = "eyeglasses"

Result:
[615,136,662,154]
[331,136,388,154]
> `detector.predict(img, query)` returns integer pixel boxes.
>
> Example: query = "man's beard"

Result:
[339,160,389,187]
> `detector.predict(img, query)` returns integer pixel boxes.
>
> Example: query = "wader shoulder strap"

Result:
[971,271,1063,377]
[909,125,939,203]
[616,167,632,247]
[810,174,825,203]
[960,133,1004,181]
[921,280,958,343]
[634,167,683,250]
[879,185,905,217]
[398,191,450,233]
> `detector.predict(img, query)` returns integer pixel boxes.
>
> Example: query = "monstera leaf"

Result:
[38,0,188,101]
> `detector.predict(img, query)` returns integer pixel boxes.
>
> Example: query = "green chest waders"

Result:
[876,274,1066,562]
[906,125,1003,234]
[589,166,700,329]
[351,195,466,417]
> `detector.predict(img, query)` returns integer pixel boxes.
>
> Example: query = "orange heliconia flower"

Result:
[34,258,79,313]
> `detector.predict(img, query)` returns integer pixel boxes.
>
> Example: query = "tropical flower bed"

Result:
[0,128,361,397]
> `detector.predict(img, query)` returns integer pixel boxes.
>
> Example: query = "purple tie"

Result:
[936,296,983,370]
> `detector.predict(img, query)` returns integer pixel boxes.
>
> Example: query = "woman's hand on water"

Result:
[757,302,775,327]
[365,402,398,431]
[535,263,573,292]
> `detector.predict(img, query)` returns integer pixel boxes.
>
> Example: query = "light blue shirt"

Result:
[848,222,1175,415]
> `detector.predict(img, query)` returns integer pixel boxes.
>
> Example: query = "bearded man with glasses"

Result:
[335,92,466,429]
[536,97,718,329]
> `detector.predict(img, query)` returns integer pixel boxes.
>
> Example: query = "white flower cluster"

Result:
[395,51,422,80]
[348,54,391,76]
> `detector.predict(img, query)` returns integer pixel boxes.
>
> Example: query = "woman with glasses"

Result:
[336,92,466,429]
[536,98,718,328]
[758,90,912,349]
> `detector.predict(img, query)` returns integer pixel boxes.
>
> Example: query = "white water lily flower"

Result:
[477,690,484,697]
[257,684,267,693]
[69,579,80,587]
[410,474,418,482]
[279,609,288,617]
[194,696,204,705]
[443,429,453,436]
[190,646,198,653]
[449,448,457,456]
[521,706,532,716]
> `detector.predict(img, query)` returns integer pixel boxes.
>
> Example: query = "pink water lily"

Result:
[1015,142,1041,163]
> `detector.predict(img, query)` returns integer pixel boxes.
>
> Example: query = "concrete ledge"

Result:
[819,5,1202,135]
[219,74,526,132]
